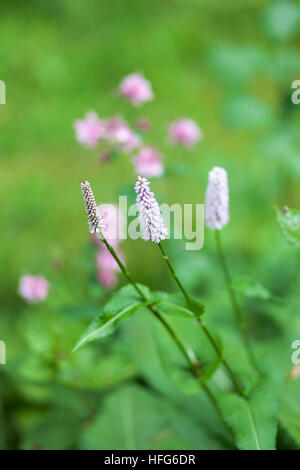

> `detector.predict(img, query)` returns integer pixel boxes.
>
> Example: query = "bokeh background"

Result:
[1,0,300,450]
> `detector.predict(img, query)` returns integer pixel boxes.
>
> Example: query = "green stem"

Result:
[158,241,244,396]
[158,241,194,311]
[102,237,196,370]
[99,235,226,427]
[214,230,260,375]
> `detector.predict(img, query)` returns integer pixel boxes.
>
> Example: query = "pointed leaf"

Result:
[72,283,151,352]
[72,302,143,353]
[219,379,278,450]
[279,378,300,447]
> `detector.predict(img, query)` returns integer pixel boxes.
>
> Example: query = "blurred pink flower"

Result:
[169,118,202,147]
[74,111,106,147]
[99,204,124,243]
[105,116,127,136]
[97,268,117,289]
[119,73,154,106]
[18,275,49,304]
[132,146,164,177]
[96,248,120,272]
[105,116,140,152]
[96,245,125,289]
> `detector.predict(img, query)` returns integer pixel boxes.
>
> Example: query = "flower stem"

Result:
[158,241,244,396]
[101,237,196,370]
[98,235,227,428]
[214,230,260,375]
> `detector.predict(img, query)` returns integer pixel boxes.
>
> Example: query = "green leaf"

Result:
[153,292,205,318]
[59,347,137,390]
[72,283,150,352]
[279,378,300,447]
[219,379,279,450]
[72,302,142,352]
[169,356,221,395]
[231,276,272,300]
[276,206,300,249]
[190,296,205,317]
[21,408,82,450]
[80,385,189,449]
[122,310,231,447]
[80,384,228,450]
[149,299,219,394]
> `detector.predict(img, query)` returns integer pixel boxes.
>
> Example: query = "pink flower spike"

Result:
[18,275,49,304]
[135,176,168,243]
[73,111,106,148]
[169,118,202,147]
[119,73,154,106]
[132,146,164,177]
[205,166,229,230]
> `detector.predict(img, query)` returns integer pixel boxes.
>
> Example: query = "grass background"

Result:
[1,0,300,450]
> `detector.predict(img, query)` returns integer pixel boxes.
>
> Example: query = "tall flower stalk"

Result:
[158,241,244,395]
[81,180,228,430]
[205,167,260,374]
[135,176,244,395]
[214,230,260,374]
[101,238,230,430]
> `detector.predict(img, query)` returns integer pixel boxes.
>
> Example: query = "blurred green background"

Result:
[1,0,300,450]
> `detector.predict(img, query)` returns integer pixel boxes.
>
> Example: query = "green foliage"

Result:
[79,384,231,450]
[276,206,300,249]
[21,408,82,450]
[279,378,300,447]
[73,287,206,354]
[263,0,300,41]
[1,0,300,451]
[59,347,137,390]
[219,379,279,450]
[80,385,193,450]
[224,95,274,130]
[231,276,272,300]
[153,291,205,318]
[72,284,150,352]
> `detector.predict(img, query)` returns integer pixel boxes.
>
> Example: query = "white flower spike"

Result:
[205,167,229,230]
[135,176,168,243]
[81,180,105,233]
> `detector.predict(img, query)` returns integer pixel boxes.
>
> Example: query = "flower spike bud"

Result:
[205,167,229,230]
[135,176,168,243]
[81,181,105,233]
